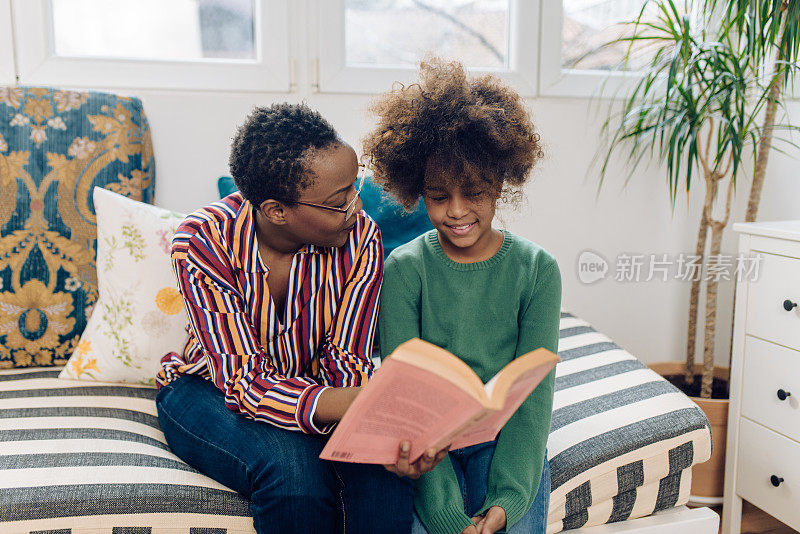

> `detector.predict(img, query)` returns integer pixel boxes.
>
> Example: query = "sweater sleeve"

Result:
[475,256,562,530]
[378,256,474,534]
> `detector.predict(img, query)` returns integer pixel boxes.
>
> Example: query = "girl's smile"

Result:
[444,220,478,236]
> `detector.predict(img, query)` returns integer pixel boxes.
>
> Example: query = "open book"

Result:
[319,338,560,464]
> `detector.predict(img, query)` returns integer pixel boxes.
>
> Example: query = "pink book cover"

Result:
[319,357,484,464]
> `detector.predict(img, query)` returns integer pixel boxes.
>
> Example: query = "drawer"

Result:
[745,251,800,350]
[741,336,800,442]
[736,418,800,530]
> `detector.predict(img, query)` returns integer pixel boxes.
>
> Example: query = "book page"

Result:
[448,366,551,450]
[319,358,484,464]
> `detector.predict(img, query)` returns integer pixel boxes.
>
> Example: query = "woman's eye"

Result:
[466,191,484,198]
[430,196,447,202]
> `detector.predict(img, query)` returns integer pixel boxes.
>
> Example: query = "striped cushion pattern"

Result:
[0,368,255,534]
[0,311,711,533]
[547,312,711,533]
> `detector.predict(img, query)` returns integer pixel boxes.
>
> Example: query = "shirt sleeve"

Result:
[378,256,474,534]
[172,230,332,435]
[475,256,562,530]
[317,220,383,390]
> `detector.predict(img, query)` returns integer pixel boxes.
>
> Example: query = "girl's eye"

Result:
[466,191,484,198]
[430,196,447,202]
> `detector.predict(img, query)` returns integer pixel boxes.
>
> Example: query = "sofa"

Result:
[0,86,715,534]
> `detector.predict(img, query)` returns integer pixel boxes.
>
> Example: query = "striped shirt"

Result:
[156,192,383,435]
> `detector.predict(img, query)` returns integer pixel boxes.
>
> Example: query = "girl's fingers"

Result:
[382,464,398,474]
[433,448,449,466]
[396,440,411,475]
[481,507,506,534]
[417,447,436,473]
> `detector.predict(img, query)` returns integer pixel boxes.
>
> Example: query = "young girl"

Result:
[362,58,561,534]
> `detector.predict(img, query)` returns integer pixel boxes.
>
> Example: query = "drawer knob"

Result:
[777,389,792,401]
[783,299,798,311]
[771,475,785,487]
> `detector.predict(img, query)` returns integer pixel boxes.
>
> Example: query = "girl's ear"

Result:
[259,199,288,225]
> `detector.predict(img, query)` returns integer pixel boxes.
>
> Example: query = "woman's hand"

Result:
[383,440,449,479]
[470,506,507,534]
[459,524,479,534]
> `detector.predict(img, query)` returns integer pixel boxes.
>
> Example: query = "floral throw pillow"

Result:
[59,187,187,384]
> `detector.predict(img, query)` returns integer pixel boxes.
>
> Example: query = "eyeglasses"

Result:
[293,164,366,222]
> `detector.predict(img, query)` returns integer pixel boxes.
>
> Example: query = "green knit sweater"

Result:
[378,229,562,534]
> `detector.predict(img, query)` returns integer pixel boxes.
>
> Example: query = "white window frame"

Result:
[10,0,291,92]
[314,0,539,97]
[0,0,16,84]
[539,1,647,99]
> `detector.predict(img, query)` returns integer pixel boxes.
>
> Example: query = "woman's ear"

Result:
[259,199,288,225]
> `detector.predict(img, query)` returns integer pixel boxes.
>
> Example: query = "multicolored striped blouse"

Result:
[156,192,383,435]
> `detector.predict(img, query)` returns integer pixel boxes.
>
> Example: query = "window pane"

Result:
[562,0,678,71]
[345,0,508,70]
[51,0,255,61]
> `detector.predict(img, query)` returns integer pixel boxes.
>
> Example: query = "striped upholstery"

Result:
[0,311,710,533]
[547,312,710,532]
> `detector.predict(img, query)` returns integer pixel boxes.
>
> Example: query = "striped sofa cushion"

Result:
[548,312,711,532]
[0,368,255,533]
[0,311,711,533]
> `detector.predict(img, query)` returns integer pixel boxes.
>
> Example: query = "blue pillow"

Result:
[216,176,432,259]
[218,176,237,198]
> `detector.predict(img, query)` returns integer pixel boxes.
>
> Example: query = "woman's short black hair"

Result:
[229,102,340,206]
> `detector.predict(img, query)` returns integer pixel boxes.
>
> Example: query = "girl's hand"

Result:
[470,506,507,534]
[383,440,450,479]
[459,524,479,534]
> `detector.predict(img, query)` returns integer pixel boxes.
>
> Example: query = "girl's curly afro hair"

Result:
[361,56,544,210]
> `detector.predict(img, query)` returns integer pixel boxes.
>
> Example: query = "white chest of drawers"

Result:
[722,220,800,534]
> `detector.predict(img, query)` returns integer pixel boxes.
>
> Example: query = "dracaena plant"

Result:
[590,0,800,398]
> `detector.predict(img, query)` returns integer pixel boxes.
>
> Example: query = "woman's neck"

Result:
[253,207,303,257]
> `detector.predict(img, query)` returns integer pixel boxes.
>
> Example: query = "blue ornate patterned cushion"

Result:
[217,175,432,259]
[0,86,155,368]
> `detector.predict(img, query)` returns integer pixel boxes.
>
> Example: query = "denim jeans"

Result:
[411,440,550,534]
[155,374,415,534]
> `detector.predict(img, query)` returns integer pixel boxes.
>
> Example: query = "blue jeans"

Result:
[155,374,415,534]
[411,440,550,534]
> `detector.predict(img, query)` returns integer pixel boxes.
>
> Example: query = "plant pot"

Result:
[648,362,729,505]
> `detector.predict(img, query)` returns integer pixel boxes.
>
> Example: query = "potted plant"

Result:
[589,0,800,502]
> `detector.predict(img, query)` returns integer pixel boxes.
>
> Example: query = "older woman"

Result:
[154,103,447,534]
